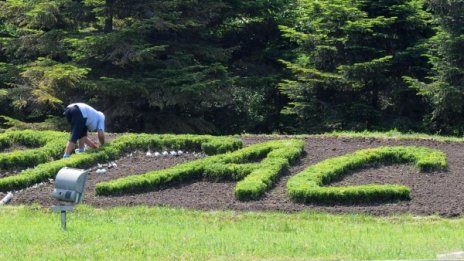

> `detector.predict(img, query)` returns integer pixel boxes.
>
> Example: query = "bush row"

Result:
[287,146,447,203]
[0,132,242,191]
[97,133,242,156]
[234,139,305,200]
[203,163,260,182]
[0,130,69,170]
[96,139,305,200]
[0,152,106,191]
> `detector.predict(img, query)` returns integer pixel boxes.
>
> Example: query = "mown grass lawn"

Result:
[1,205,463,260]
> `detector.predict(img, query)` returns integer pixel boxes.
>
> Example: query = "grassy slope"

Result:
[2,130,464,260]
[1,205,464,260]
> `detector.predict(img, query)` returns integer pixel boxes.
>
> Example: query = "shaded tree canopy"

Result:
[0,0,463,135]
[405,0,464,134]
[279,0,433,132]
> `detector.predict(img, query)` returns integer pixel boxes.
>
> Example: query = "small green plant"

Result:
[287,146,447,203]
[96,139,305,200]
[0,130,69,170]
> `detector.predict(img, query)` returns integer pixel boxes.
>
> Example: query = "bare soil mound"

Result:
[2,136,464,217]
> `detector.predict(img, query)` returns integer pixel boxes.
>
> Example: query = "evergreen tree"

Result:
[0,0,448,134]
[279,0,432,132]
[0,0,91,119]
[206,0,295,133]
[0,0,296,133]
[0,0,236,132]
[406,0,464,134]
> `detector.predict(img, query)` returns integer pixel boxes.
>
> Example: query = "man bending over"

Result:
[63,103,106,158]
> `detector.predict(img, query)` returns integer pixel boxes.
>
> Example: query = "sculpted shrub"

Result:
[287,146,447,203]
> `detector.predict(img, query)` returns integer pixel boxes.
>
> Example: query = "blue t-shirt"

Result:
[68,103,105,132]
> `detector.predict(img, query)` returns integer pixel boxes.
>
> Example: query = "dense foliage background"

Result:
[0,0,462,135]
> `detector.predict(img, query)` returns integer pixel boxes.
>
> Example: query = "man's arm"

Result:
[83,136,99,149]
[98,130,105,145]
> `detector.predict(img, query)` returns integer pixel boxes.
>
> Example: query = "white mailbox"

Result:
[52,167,88,204]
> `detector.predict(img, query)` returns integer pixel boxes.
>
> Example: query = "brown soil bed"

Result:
[2,136,464,217]
[0,145,32,153]
[0,144,41,159]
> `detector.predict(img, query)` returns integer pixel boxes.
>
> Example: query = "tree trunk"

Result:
[372,87,379,110]
[104,0,114,33]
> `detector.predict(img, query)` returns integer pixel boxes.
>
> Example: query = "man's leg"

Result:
[64,141,76,156]
[64,105,85,158]
[78,139,85,150]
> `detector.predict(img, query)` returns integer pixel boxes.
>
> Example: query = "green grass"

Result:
[2,129,463,260]
[1,205,464,260]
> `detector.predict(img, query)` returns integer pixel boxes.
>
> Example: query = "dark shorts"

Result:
[64,105,88,143]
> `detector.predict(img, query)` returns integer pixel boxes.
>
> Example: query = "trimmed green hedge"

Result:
[233,139,305,200]
[96,139,305,200]
[97,133,242,156]
[0,130,69,170]
[0,132,242,192]
[287,146,447,203]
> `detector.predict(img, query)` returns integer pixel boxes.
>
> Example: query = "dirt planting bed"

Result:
[2,136,464,217]
[0,145,33,153]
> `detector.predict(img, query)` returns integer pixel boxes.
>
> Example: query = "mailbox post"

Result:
[50,167,88,230]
